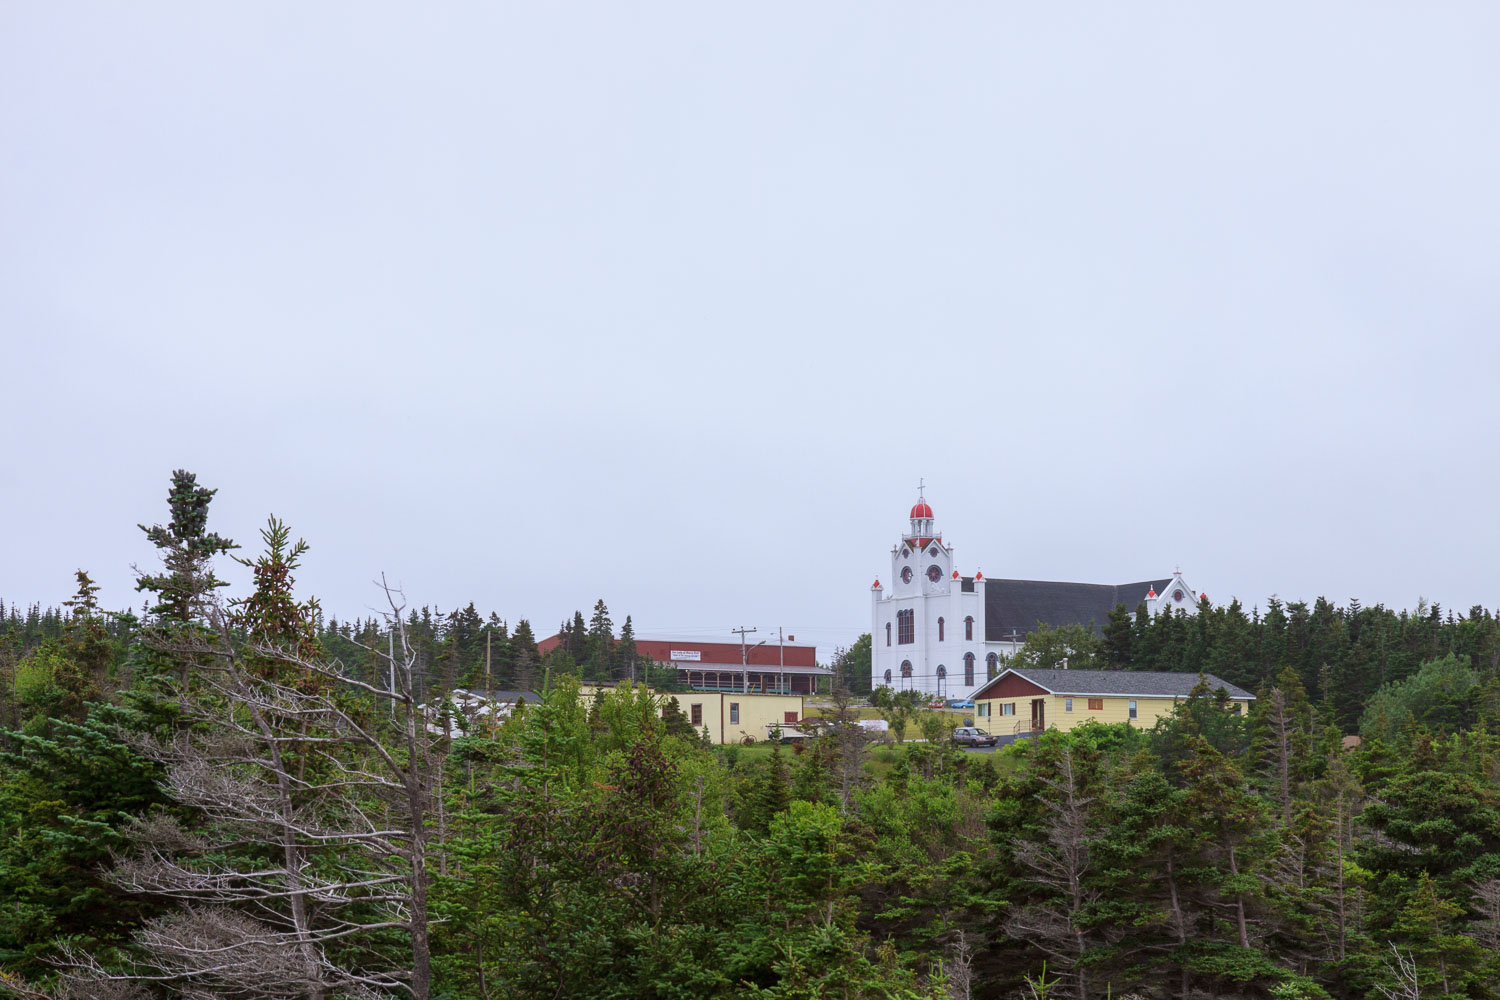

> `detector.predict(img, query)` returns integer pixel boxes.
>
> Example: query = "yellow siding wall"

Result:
[674,694,718,741]
[565,685,806,745]
[975,694,1186,732]
[728,694,806,745]
[1048,695,1180,730]
[669,692,806,745]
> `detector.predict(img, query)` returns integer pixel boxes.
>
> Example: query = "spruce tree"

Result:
[61,569,101,618]
[586,599,613,680]
[1101,604,1133,669]
[511,618,540,690]
[230,516,320,666]
[135,469,237,625]
[617,615,638,682]
[134,470,236,700]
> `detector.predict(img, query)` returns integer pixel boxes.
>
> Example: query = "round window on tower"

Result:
[929,547,939,557]
[900,566,913,584]
[927,565,942,583]
[1173,589,1184,602]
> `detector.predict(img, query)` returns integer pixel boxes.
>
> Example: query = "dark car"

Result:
[949,726,997,748]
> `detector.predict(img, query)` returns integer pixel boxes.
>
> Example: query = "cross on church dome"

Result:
[910,478,933,520]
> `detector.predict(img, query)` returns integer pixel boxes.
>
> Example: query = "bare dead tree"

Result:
[0,969,151,1000]
[806,686,873,812]
[944,930,974,1000]
[89,578,438,1000]
[1470,877,1500,952]
[1260,687,1295,827]
[1374,944,1423,1000]
[1005,747,1097,1000]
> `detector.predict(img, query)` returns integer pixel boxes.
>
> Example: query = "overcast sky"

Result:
[4,3,1497,655]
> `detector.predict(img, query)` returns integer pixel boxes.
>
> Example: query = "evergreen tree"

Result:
[830,633,873,694]
[1101,604,1133,670]
[616,615,638,683]
[741,739,791,832]
[135,469,237,625]
[61,569,101,619]
[230,516,321,666]
[585,599,613,681]
[565,610,589,663]
[511,618,540,690]
[0,705,171,975]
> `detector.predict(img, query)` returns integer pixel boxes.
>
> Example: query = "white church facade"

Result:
[870,493,1203,699]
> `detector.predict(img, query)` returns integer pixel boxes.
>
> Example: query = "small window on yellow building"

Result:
[1064,698,1073,712]
[1000,703,1015,716]
[1128,699,1138,720]
[691,703,703,726]
[1087,698,1103,711]
[730,703,740,724]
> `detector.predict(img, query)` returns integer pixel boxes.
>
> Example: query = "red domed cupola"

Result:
[905,481,939,545]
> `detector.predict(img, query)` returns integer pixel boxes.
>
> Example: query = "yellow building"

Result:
[970,667,1253,738]
[579,684,806,745]
[670,690,808,745]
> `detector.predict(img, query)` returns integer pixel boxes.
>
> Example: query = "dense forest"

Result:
[3,470,1499,999]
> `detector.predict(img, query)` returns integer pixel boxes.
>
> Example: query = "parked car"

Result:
[949,726,997,748]
[945,699,975,709]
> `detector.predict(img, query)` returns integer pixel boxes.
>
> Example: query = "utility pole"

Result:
[778,626,784,696]
[485,630,494,738]
[732,626,757,694]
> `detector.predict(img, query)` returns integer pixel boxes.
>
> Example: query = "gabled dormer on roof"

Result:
[1144,568,1200,617]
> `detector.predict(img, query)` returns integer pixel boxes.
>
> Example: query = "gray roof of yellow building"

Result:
[978,667,1254,701]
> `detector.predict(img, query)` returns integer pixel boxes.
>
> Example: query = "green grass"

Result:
[711,729,1027,784]
[802,706,980,726]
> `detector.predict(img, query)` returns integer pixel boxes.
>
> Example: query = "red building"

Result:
[536,634,830,694]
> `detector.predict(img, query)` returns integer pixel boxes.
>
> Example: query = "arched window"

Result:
[938,617,945,641]
[900,660,912,681]
[963,652,975,686]
[964,616,974,641]
[936,664,947,696]
[985,652,999,678]
[883,668,892,685]
[897,609,915,644]
[885,622,892,646]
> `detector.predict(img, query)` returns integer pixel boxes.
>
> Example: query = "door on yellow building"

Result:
[1030,699,1045,732]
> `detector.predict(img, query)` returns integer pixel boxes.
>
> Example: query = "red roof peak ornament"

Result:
[1147,587,1157,599]
[1200,592,1207,601]
[975,570,983,581]
[872,579,881,589]
[952,570,960,579]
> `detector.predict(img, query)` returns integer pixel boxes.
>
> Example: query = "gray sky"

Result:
[4,3,1497,655]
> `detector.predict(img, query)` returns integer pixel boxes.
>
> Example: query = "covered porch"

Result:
[681,664,829,695]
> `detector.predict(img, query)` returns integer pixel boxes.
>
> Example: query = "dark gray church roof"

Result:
[982,668,1254,701]
[984,578,1169,642]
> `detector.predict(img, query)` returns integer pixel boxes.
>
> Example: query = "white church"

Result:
[870,492,1204,699]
